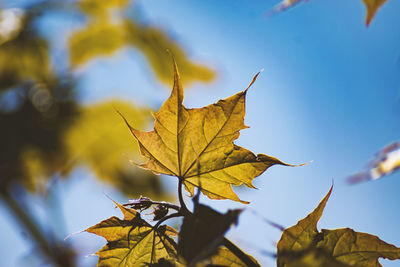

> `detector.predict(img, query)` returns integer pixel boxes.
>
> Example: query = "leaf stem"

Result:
[178,178,190,215]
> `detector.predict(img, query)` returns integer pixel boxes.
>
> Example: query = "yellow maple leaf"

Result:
[120,59,303,203]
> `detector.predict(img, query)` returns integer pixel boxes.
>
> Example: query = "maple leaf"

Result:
[86,201,179,266]
[362,0,387,26]
[119,59,301,203]
[277,186,400,267]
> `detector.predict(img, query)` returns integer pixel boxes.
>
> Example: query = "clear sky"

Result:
[1,0,400,266]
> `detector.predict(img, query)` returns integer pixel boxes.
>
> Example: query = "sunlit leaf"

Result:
[119,60,300,203]
[86,201,179,266]
[277,186,400,267]
[362,0,387,26]
[0,22,50,90]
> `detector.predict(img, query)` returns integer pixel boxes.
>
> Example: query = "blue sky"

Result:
[1,0,400,266]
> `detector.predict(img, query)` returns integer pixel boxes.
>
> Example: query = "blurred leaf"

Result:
[277,186,400,267]
[64,100,165,198]
[363,0,387,26]
[119,60,297,203]
[346,142,400,185]
[266,0,303,16]
[124,20,215,86]
[0,17,51,91]
[0,81,78,192]
[0,8,77,192]
[69,21,126,67]
[68,0,215,85]
[78,0,130,17]
[178,201,242,264]
[86,201,179,266]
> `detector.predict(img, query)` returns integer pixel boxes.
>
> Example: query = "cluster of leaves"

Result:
[270,0,387,26]
[85,61,400,266]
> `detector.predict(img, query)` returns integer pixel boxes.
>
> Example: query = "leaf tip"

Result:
[365,18,372,27]
[102,191,117,205]
[240,199,251,205]
[64,230,84,240]
[166,49,180,76]
[244,71,262,92]
[287,159,313,167]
